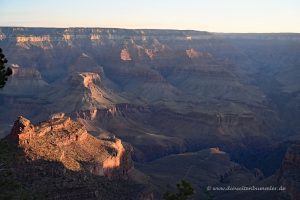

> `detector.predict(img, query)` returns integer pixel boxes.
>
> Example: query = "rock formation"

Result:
[1,64,49,95]
[0,114,152,199]
[120,49,132,61]
[136,147,264,199]
[9,114,133,179]
[0,27,299,199]
[278,143,300,200]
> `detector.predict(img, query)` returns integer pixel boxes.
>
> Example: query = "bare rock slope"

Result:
[10,113,133,179]
[278,143,300,200]
[1,114,150,200]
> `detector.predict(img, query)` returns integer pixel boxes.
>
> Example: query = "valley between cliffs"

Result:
[0,27,299,199]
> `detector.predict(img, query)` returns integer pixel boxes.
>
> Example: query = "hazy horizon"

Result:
[1,25,300,34]
[1,0,300,33]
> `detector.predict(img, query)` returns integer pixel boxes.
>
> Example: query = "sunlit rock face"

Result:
[90,34,101,40]
[9,114,134,179]
[15,35,52,49]
[120,49,132,61]
[186,48,199,58]
[185,48,212,59]
[16,35,51,43]
[80,72,101,88]
[2,115,146,199]
[144,48,157,59]
[63,34,72,41]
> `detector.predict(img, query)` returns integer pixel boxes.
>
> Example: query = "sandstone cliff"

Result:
[9,113,133,179]
[0,114,153,199]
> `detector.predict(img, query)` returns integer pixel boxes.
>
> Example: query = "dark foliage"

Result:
[0,48,12,88]
[203,187,214,200]
[163,180,194,200]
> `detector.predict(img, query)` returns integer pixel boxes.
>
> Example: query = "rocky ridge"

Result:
[0,114,154,199]
[278,143,300,200]
[9,113,133,179]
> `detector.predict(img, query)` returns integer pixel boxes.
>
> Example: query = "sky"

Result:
[0,0,299,33]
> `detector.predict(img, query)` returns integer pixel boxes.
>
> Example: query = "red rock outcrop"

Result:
[9,114,134,179]
[16,35,51,43]
[120,48,132,61]
[15,35,52,49]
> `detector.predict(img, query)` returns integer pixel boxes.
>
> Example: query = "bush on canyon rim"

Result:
[0,48,12,88]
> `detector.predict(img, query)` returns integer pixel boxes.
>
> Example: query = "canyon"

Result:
[0,27,299,199]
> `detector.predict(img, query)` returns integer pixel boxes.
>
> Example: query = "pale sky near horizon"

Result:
[0,0,299,33]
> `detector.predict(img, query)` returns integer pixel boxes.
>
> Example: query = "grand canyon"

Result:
[0,27,299,199]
